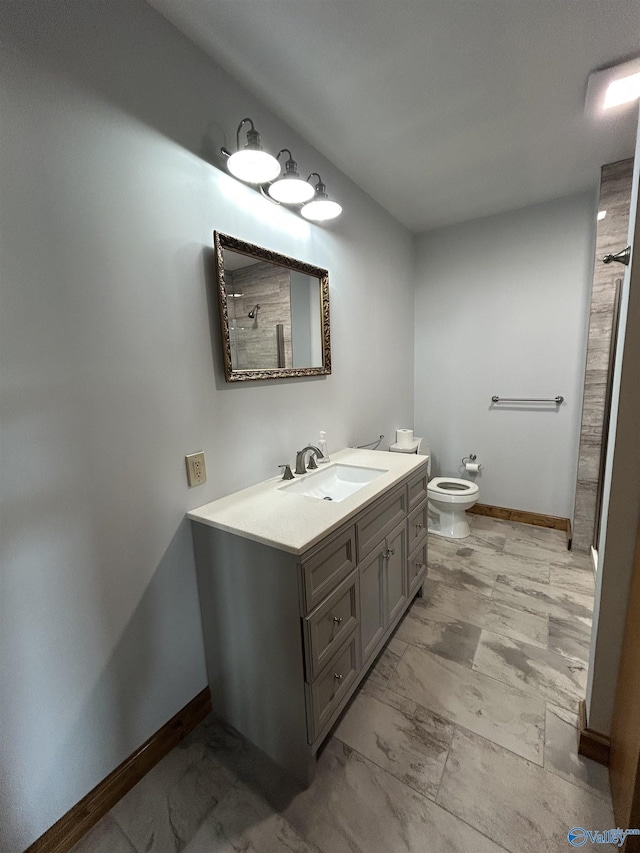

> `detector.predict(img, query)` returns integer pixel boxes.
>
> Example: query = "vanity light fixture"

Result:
[268,150,315,204]
[224,118,281,184]
[300,173,343,222]
[221,121,343,222]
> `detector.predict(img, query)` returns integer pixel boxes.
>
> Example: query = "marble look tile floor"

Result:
[72,516,612,853]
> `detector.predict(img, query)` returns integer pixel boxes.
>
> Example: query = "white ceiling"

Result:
[149,0,640,232]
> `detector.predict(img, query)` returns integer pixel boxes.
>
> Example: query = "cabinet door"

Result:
[359,547,385,663]
[386,522,408,627]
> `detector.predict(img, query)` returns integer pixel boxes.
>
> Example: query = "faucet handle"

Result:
[279,464,294,480]
[307,455,318,470]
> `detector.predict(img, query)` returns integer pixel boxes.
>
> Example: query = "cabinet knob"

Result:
[383,546,395,559]
[415,522,424,530]
[332,616,343,625]
[334,672,343,681]
[415,562,425,571]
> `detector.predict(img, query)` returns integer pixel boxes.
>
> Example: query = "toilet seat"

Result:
[428,477,479,497]
[427,476,479,538]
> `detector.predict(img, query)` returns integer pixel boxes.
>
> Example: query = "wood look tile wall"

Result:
[226,262,293,369]
[572,159,634,553]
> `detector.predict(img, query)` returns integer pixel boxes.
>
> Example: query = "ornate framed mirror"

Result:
[214,232,331,382]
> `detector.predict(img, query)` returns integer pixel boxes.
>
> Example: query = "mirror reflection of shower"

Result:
[248,303,261,319]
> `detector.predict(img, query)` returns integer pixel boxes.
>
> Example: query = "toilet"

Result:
[427,477,479,539]
[389,434,479,539]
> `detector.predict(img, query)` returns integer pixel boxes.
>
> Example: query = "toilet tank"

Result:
[389,436,431,478]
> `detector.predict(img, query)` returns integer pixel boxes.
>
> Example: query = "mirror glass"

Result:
[214,232,331,382]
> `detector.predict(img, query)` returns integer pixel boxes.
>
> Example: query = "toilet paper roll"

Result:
[396,428,414,447]
[465,461,481,473]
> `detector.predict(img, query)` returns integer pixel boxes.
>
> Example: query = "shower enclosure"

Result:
[225,262,293,371]
[573,159,634,555]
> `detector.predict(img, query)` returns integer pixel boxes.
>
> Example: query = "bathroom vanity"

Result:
[188,448,428,785]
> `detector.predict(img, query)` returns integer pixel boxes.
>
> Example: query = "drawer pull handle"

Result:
[332,616,343,625]
[383,547,395,559]
[334,672,343,681]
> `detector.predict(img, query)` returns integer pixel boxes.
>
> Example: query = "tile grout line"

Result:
[332,734,442,805]
[375,675,547,772]
[433,723,610,851]
[401,636,582,720]
[412,588,552,650]
[335,733,513,853]
[540,701,613,804]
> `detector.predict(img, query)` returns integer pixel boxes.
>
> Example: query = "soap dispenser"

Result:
[317,430,330,463]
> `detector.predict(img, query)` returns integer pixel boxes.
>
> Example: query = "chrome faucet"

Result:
[295,445,324,475]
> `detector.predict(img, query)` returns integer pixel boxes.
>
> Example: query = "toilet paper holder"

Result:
[462,453,482,473]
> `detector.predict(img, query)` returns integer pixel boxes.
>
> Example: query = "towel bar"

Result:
[491,395,564,404]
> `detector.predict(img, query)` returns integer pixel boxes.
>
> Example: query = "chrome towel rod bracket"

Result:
[491,395,564,404]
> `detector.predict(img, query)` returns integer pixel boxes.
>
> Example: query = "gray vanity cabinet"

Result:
[191,461,429,788]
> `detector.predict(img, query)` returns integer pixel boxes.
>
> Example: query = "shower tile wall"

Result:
[573,159,634,553]
[227,262,293,370]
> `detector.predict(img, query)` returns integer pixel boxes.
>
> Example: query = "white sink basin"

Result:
[279,463,388,502]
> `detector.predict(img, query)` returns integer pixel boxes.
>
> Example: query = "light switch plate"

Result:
[185,451,207,487]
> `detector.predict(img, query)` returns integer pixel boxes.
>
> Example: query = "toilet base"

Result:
[428,505,471,539]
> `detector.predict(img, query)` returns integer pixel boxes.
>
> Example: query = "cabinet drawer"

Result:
[301,527,356,613]
[309,634,359,742]
[304,569,359,681]
[408,466,429,512]
[408,539,428,597]
[357,485,406,561]
[408,499,429,551]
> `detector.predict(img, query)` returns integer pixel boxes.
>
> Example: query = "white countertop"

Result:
[187,448,428,555]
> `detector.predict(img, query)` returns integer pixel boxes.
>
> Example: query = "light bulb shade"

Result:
[227,149,281,184]
[268,175,315,203]
[301,197,342,221]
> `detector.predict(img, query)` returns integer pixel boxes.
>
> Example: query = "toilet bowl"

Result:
[427,477,479,539]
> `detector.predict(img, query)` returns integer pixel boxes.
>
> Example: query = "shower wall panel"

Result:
[226,262,293,370]
[573,159,634,552]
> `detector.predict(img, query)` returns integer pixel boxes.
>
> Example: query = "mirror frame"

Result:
[214,231,331,382]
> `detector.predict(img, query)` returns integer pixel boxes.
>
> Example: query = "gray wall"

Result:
[586,114,640,735]
[0,2,415,850]
[414,193,596,517]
